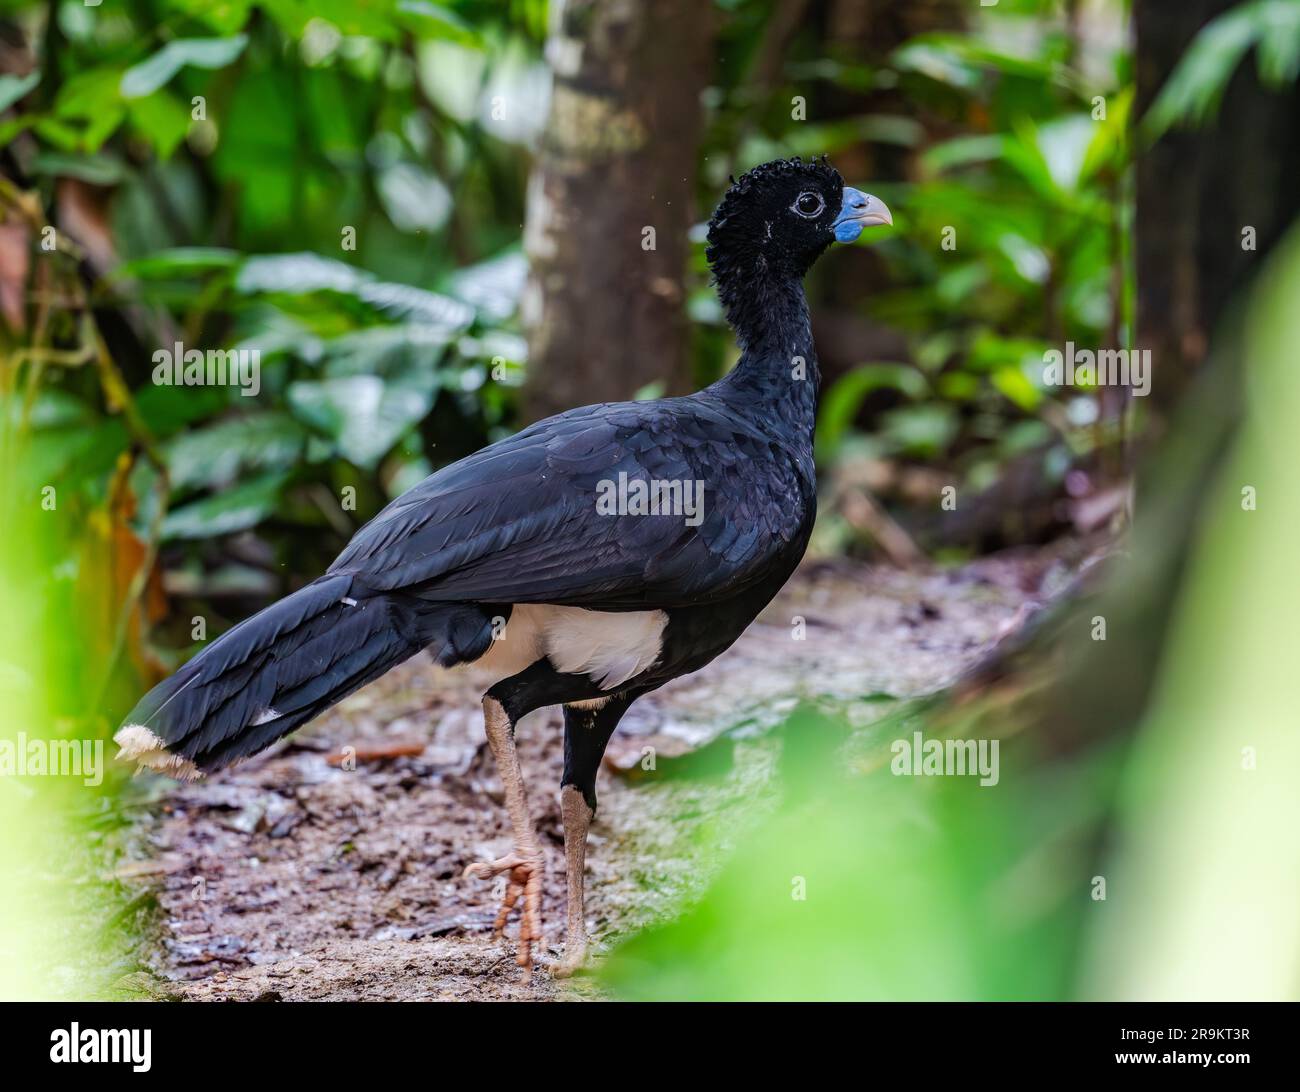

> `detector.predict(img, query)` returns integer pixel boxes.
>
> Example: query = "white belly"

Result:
[464,604,667,691]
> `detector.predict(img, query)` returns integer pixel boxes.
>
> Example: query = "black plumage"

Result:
[118,157,892,971]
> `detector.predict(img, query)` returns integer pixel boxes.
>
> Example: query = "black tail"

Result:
[116,573,496,775]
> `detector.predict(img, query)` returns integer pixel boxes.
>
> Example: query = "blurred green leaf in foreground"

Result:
[602,227,1300,1002]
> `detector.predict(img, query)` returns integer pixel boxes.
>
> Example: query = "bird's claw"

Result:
[553,944,587,979]
[464,850,544,968]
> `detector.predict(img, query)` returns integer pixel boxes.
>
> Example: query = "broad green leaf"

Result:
[1005,116,1096,199]
[127,91,192,158]
[29,152,126,184]
[288,374,435,469]
[357,281,473,330]
[1036,115,1100,192]
[321,323,455,376]
[237,253,368,295]
[444,249,527,321]
[165,412,308,493]
[236,253,474,330]
[135,383,234,438]
[161,471,290,540]
[120,35,249,100]
[53,67,123,119]
[49,67,125,151]
[0,72,39,113]
[378,162,452,232]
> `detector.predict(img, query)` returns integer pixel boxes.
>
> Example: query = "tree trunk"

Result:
[521,0,711,421]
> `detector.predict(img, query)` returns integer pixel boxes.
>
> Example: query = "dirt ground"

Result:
[116,551,1075,1001]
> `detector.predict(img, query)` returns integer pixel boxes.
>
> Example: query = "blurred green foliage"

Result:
[1144,0,1300,137]
[0,0,1264,714]
[602,223,1300,1000]
[803,13,1134,509]
[602,706,1105,1000]
[2,0,544,713]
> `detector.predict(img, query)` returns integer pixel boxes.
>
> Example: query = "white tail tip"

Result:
[113,724,204,782]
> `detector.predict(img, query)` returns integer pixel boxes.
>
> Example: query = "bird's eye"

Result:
[793,191,825,219]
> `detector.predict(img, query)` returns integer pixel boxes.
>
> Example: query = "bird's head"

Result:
[705,157,892,281]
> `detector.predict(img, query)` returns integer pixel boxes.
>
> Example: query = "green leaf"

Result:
[236,253,368,294]
[817,364,929,462]
[1004,116,1097,199]
[991,364,1043,412]
[262,0,397,40]
[165,412,308,493]
[161,471,289,540]
[166,0,255,36]
[29,152,127,185]
[378,162,452,232]
[444,249,527,321]
[115,248,241,280]
[49,68,125,151]
[135,383,233,438]
[120,35,249,100]
[920,134,1005,175]
[52,68,122,119]
[288,374,435,469]
[967,333,1051,375]
[236,253,474,330]
[356,281,473,330]
[1143,0,1300,138]
[1081,87,1132,181]
[1257,3,1300,84]
[127,91,193,158]
[892,40,981,91]
[395,1,482,44]
[0,115,37,150]
[880,404,958,458]
[0,72,39,113]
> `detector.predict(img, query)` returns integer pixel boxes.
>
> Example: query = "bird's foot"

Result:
[463,848,544,968]
[554,937,587,979]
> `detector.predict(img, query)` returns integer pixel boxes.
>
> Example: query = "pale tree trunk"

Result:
[521,0,712,421]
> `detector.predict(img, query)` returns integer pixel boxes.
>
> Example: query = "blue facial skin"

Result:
[832,187,870,243]
[834,220,865,243]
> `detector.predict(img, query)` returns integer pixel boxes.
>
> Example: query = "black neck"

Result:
[713,259,820,438]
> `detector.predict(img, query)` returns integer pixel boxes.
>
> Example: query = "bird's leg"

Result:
[554,696,629,977]
[557,784,593,977]
[463,695,544,968]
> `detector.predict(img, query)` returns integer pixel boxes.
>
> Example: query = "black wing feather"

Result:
[328,395,812,610]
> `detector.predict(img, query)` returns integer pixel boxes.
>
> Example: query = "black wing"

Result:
[328,396,813,610]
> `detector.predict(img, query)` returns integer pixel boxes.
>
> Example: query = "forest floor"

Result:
[107,548,1084,1001]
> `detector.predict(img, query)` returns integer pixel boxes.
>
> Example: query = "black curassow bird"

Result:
[116,158,892,973]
